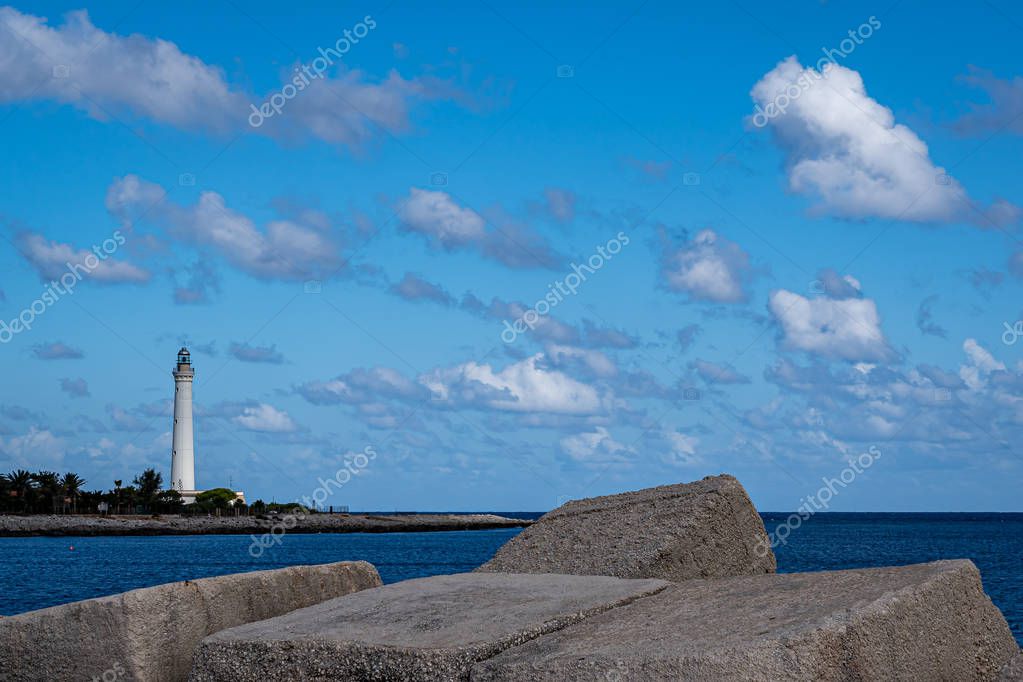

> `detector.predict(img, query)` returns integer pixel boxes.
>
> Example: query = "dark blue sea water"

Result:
[1,512,1020,645]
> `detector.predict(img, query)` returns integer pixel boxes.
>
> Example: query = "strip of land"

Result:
[0,513,532,537]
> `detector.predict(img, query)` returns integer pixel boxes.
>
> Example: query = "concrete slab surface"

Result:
[473,560,1017,681]
[0,560,381,682]
[1000,651,1023,681]
[190,572,670,682]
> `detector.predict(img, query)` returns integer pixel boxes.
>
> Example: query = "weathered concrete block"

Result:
[0,560,381,682]
[189,572,670,682]
[473,560,1018,681]
[476,474,775,581]
[1001,651,1023,681]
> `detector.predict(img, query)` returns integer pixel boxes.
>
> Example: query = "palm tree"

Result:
[6,470,34,512]
[80,489,104,514]
[121,485,139,513]
[132,468,163,511]
[0,473,11,512]
[60,473,85,514]
[31,471,60,514]
[113,480,122,515]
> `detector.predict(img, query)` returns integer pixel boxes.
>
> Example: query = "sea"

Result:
[1,512,1020,646]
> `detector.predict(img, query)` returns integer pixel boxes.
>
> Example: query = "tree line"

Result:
[0,468,271,515]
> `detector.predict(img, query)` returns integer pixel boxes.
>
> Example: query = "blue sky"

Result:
[2,0,1023,511]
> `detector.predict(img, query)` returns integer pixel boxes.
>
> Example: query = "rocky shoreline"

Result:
[0,512,532,537]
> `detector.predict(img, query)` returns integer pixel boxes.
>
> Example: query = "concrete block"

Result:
[1000,651,1023,681]
[0,560,381,682]
[476,474,775,581]
[189,572,670,682]
[473,560,1017,681]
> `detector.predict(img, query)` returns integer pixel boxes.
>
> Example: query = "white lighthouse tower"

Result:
[171,347,198,503]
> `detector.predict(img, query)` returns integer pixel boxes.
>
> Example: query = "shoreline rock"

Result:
[0,512,532,537]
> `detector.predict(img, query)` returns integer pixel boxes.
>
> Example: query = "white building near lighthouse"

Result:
[171,348,200,504]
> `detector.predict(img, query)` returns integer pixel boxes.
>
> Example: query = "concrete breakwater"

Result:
[0,512,532,537]
[477,474,775,581]
[3,474,1019,680]
[0,561,381,682]
[192,561,1018,681]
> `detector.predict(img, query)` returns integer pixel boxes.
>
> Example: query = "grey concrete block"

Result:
[476,474,775,581]
[189,572,671,682]
[1001,651,1023,681]
[473,560,1017,681]
[0,560,381,682]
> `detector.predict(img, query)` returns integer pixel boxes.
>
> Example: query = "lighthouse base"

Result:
[177,490,201,505]
[169,490,247,506]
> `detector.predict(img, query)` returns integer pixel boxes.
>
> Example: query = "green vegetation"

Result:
[0,469,322,518]
[0,467,240,516]
[193,488,238,512]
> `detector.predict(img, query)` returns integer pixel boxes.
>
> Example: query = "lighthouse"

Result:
[171,347,197,502]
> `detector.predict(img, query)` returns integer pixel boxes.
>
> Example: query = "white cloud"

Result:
[16,233,150,283]
[32,342,83,360]
[107,405,150,432]
[0,7,240,131]
[462,295,578,345]
[424,353,606,415]
[390,272,455,306]
[105,174,167,228]
[751,57,1017,225]
[298,367,428,405]
[754,346,1023,461]
[0,8,466,149]
[690,358,750,384]
[229,342,285,364]
[663,430,700,465]
[233,404,297,432]
[560,426,634,463]
[815,268,862,299]
[186,193,341,280]
[661,229,753,303]
[398,189,563,269]
[960,338,1005,390]
[265,70,430,147]
[545,344,618,379]
[399,188,486,247]
[768,288,891,361]
[106,176,344,281]
[0,426,64,468]
[86,436,117,459]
